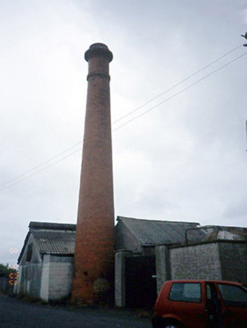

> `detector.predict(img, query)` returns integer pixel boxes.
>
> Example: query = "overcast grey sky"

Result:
[1,0,247,265]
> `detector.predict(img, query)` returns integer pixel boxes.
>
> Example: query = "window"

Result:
[206,283,219,300]
[169,283,202,303]
[218,284,247,307]
[26,244,33,262]
[206,284,212,299]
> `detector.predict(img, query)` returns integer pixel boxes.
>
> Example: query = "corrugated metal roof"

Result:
[32,230,76,255]
[117,216,199,245]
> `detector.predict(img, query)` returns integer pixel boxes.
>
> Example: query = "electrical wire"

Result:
[112,44,243,125]
[1,46,246,191]
[0,148,82,191]
[0,141,82,189]
[113,52,247,131]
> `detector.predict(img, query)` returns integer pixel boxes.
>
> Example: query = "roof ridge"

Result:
[29,221,76,231]
[117,216,199,225]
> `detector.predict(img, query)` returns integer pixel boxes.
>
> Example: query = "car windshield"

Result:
[218,284,247,307]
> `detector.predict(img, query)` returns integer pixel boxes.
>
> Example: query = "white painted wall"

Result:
[40,255,50,302]
[40,255,73,302]
[16,265,22,295]
[48,262,73,300]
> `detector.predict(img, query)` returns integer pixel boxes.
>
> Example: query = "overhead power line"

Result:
[0,141,82,189]
[113,51,247,131]
[0,148,82,191]
[112,44,243,125]
[1,45,246,191]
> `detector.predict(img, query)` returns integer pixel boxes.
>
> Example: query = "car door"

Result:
[168,282,207,328]
[205,282,223,328]
[216,283,247,328]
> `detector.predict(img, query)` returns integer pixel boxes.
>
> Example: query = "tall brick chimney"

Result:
[72,43,114,304]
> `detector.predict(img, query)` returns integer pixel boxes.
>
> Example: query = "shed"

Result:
[16,222,76,302]
[114,216,200,307]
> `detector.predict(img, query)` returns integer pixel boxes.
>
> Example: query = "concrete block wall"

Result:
[40,255,73,302]
[49,261,73,301]
[170,243,222,281]
[155,242,225,292]
[155,246,171,292]
[219,242,247,283]
[115,250,133,307]
[116,241,247,306]
[15,266,23,295]
[40,257,50,301]
[28,263,42,298]
[155,241,247,294]
[18,265,28,295]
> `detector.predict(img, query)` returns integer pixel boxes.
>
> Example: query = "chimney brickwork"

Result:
[72,43,114,303]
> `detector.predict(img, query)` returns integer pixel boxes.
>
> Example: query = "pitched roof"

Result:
[18,222,76,263]
[32,230,76,255]
[117,216,200,245]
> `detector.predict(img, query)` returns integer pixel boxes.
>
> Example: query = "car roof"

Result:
[165,280,243,286]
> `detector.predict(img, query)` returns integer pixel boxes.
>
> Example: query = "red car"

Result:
[152,280,247,328]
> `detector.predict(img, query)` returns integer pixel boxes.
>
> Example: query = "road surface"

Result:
[0,295,152,328]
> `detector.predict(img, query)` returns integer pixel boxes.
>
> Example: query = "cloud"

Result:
[224,199,247,224]
[1,0,247,266]
[242,8,247,23]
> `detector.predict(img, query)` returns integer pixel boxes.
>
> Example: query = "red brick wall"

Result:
[72,44,114,303]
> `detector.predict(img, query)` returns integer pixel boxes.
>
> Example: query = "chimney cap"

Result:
[85,43,113,62]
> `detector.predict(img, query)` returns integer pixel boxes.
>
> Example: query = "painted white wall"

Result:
[40,255,73,301]
[40,255,50,302]
[48,261,73,300]
[15,265,22,294]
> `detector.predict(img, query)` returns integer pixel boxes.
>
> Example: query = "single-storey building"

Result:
[115,220,247,307]
[16,222,76,302]
[16,217,247,307]
[114,216,199,307]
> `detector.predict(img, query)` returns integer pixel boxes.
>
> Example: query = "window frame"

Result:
[168,282,202,304]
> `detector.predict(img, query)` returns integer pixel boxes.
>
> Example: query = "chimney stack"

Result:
[72,43,114,303]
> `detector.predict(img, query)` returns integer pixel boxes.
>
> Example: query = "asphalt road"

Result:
[0,295,152,328]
